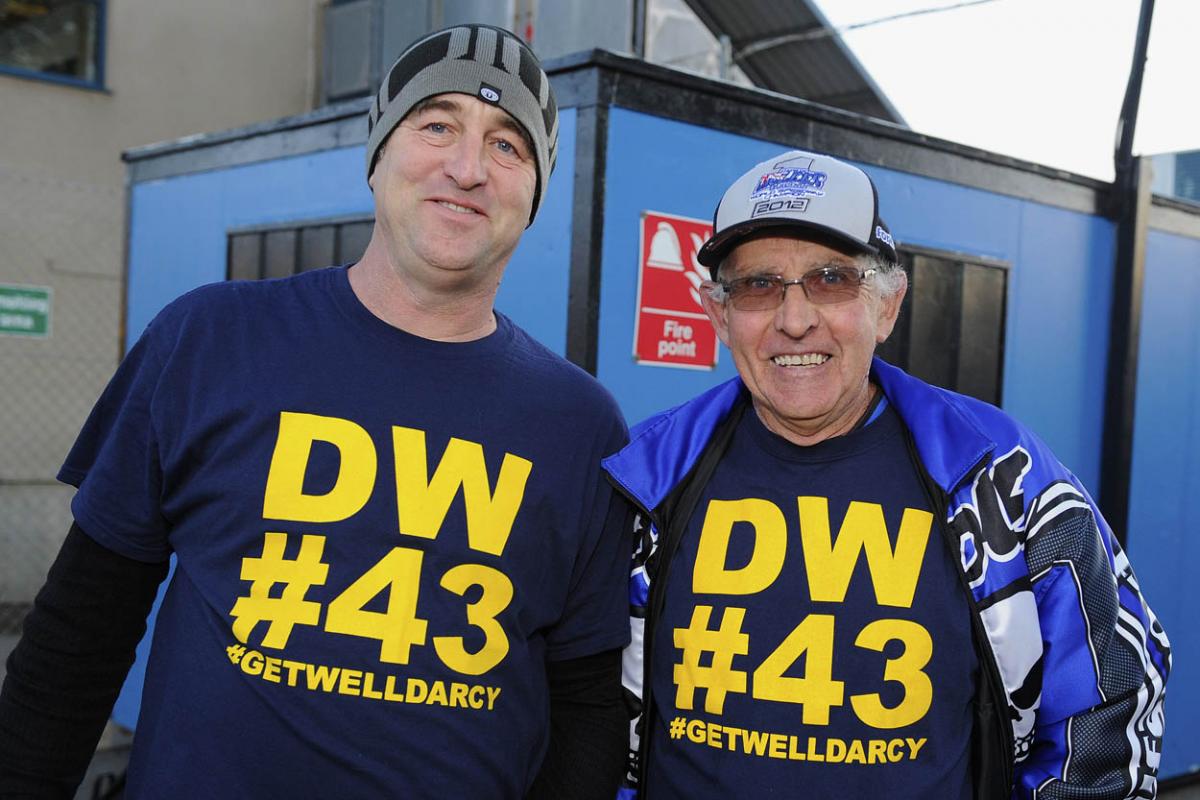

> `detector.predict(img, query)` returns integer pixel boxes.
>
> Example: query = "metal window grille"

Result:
[227,216,374,281]
[876,247,1008,406]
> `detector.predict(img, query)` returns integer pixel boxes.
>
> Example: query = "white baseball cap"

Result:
[696,149,898,270]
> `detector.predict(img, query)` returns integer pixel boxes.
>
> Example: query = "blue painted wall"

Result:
[596,107,1113,494]
[127,146,372,342]
[1128,228,1200,779]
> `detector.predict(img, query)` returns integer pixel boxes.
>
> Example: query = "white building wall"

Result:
[0,0,321,629]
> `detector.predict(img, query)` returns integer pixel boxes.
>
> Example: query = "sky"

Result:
[808,0,1197,182]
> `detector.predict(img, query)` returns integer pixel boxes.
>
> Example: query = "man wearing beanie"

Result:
[0,25,630,799]
[606,150,1169,799]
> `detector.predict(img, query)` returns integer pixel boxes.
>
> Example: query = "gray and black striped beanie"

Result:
[366,24,559,224]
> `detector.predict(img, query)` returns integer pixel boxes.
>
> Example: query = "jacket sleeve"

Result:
[618,511,656,800]
[1014,481,1170,800]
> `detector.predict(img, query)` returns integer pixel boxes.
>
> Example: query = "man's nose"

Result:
[443,136,488,189]
[774,281,819,337]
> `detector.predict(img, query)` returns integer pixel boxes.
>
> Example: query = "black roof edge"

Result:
[1153,193,1200,214]
[122,98,371,163]
[117,48,1200,239]
[119,51,606,164]
[1150,193,1200,238]
[548,49,1109,193]
[117,47,1100,191]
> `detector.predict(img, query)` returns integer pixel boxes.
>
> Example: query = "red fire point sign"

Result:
[633,211,718,369]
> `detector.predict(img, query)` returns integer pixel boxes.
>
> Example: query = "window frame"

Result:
[226,214,375,281]
[877,244,1010,407]
[0,0,108,91]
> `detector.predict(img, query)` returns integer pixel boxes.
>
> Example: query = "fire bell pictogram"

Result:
[633,211,718,370]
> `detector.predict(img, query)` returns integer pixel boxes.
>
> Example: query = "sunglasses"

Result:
[711,266,877,311]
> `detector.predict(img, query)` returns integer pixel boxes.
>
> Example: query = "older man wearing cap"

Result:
[605,150,1169,799]
[0,25,631,799]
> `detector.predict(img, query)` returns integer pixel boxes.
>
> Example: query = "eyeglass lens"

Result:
[726,268,865,310]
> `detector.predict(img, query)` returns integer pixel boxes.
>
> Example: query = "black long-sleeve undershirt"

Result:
[0,525,627,799]
[0,523,167,799]
[527,647,628,800]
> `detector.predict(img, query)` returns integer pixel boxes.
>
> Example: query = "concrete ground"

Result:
[73,724,132,800]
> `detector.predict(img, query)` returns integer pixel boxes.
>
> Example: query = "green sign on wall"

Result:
[0,284,52,338]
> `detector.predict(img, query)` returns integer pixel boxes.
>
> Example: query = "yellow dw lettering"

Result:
[692,496,932,607]
[693,499,786,594]
[799,498,931,608]
[393,426,532,557]
[260,413,532,557]
[263,412,376,522]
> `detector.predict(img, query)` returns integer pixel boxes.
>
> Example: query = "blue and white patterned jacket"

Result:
[603,357,1170,800]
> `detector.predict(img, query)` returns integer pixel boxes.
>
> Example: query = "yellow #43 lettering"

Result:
[751,612,931,729]
[231,535,513,675]
[327,550,513,672]
[325,546,428,664]
[673,607,933,729]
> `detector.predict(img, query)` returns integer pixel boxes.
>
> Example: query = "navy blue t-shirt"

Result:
[58,267,631,798]
[646,401,977,799]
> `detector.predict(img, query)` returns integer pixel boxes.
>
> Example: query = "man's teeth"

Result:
[773,353,829,367]
[439,201,477,214]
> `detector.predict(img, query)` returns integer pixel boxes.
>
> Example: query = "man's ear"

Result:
[367,144,386,191]
[701,282,732,348]
[874,272,908,344]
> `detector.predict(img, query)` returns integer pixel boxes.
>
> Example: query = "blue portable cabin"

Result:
[120,50,1200,784]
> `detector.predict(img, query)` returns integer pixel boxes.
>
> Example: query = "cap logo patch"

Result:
[752,197,809,217]
[875,225,895,248]
[479,84,501,103]
[751,157,827,202]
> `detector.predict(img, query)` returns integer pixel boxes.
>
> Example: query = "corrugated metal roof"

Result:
[683,0,905,125]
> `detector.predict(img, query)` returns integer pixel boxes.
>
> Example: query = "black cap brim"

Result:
[696,218,884,271]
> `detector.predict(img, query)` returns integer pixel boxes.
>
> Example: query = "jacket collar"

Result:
[602,378,744,514]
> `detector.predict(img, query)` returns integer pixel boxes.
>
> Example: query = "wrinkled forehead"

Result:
[402,92,534,151]
[721,230,863,277]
